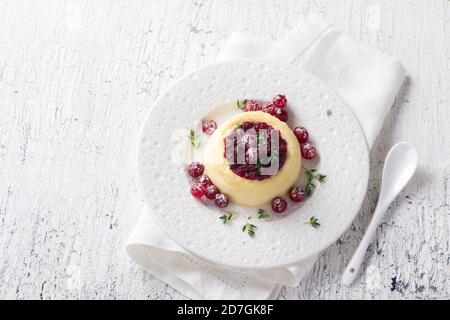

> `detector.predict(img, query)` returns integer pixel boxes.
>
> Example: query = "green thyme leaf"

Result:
[257,208,270,219]
[305,216,320,228]
[242,222,257,237]
[219,212,233,224]
[303,167,326,196]
[237,99,248,110]
[188,129,201,149]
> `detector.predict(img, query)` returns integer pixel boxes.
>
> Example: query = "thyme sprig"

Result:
[304,168,327,196]
[242,220,257,237]
[257,208,270,219]
[188,129,201,149]
[219,212,233,224]
[237,99,248,110]
[305,216,320,228]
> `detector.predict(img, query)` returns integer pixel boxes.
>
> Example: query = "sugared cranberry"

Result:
[293,126,309,144]
[198,175,211,186]
[289,187,305,202]
[244,100,262,112]
[261,103,276,116]
[275,108,288,122]
[188,162,204,178]
[190,182,206,198]
[301,143,317,160]
[272,94,287,108]
[271,196,288,213]
[205,185,220,199]
[214,193,229,208]
[202,119,217,135]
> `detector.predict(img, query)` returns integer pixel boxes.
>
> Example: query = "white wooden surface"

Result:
[0,0,448,300]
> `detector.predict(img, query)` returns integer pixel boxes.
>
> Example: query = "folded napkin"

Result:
[126,14,406,300]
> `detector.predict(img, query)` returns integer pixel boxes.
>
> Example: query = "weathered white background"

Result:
[0,0,448,299]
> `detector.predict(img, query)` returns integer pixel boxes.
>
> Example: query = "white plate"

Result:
[137,60,369,268]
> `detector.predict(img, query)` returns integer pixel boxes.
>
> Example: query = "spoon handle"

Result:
[341,202,389,286]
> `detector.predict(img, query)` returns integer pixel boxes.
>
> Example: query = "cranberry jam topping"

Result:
[224,121,287,180]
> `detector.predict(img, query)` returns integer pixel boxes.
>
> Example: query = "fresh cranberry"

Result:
[198,175,211,186]
[289,187,305,202]
[261,103,276,116]
[293,126,309,144]
[190,182,205,198]
[214,193,229,208]
[244,100,262,112]
[275,108,288,122]
[271,197,288,213]
[255,122,269,130]
[272,94,287,108]
[188,162,204,178]
[242,121,254,130]
[205,184,220,199]
[301,143,317,160]
[279,139,288,153]
[202,119,217,135]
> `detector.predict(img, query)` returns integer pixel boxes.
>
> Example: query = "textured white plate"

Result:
[137,60,369,268]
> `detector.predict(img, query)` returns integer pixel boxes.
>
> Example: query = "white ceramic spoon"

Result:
[341,142,418,286]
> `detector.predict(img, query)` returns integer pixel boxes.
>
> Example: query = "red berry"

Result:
[188,162,204,178]
[289,187,305,202]
[293,126,309,144]
[275,108,288,122]
[271,196,288,213]
[242,121,254,130]
[261,103,276,116]
[190,182,206,198]
[205,184,220,199]
[244,100,262,112]
[214,193,229,208]
[202,119,217,135]
[272,94,287,108]
[198,175,211,186]
[279,139,288,153]
[301,143,317,160]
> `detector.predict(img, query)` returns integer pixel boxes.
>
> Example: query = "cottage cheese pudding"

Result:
[204,111,301,207]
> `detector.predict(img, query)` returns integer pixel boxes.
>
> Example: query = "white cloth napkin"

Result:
[126,14,406,300]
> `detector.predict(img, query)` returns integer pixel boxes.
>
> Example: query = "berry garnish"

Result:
[289,186,305,202]
[190,182,206,198]
[272,94,287,108]
[224,121,288,180]
[198,175,211,186]
[275,107,288,122]
[271,196,288,213]
[205,184,220,199]
[261,103,276,116]
[301,143,317,160]
[293,126,309,144]
[243,100,262,112]
[188,162,204,178]
[214,193,229,208]
[202,119,217,135]
[279,139,288,153]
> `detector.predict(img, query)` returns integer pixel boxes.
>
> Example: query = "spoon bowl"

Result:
[380,142,418,204]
